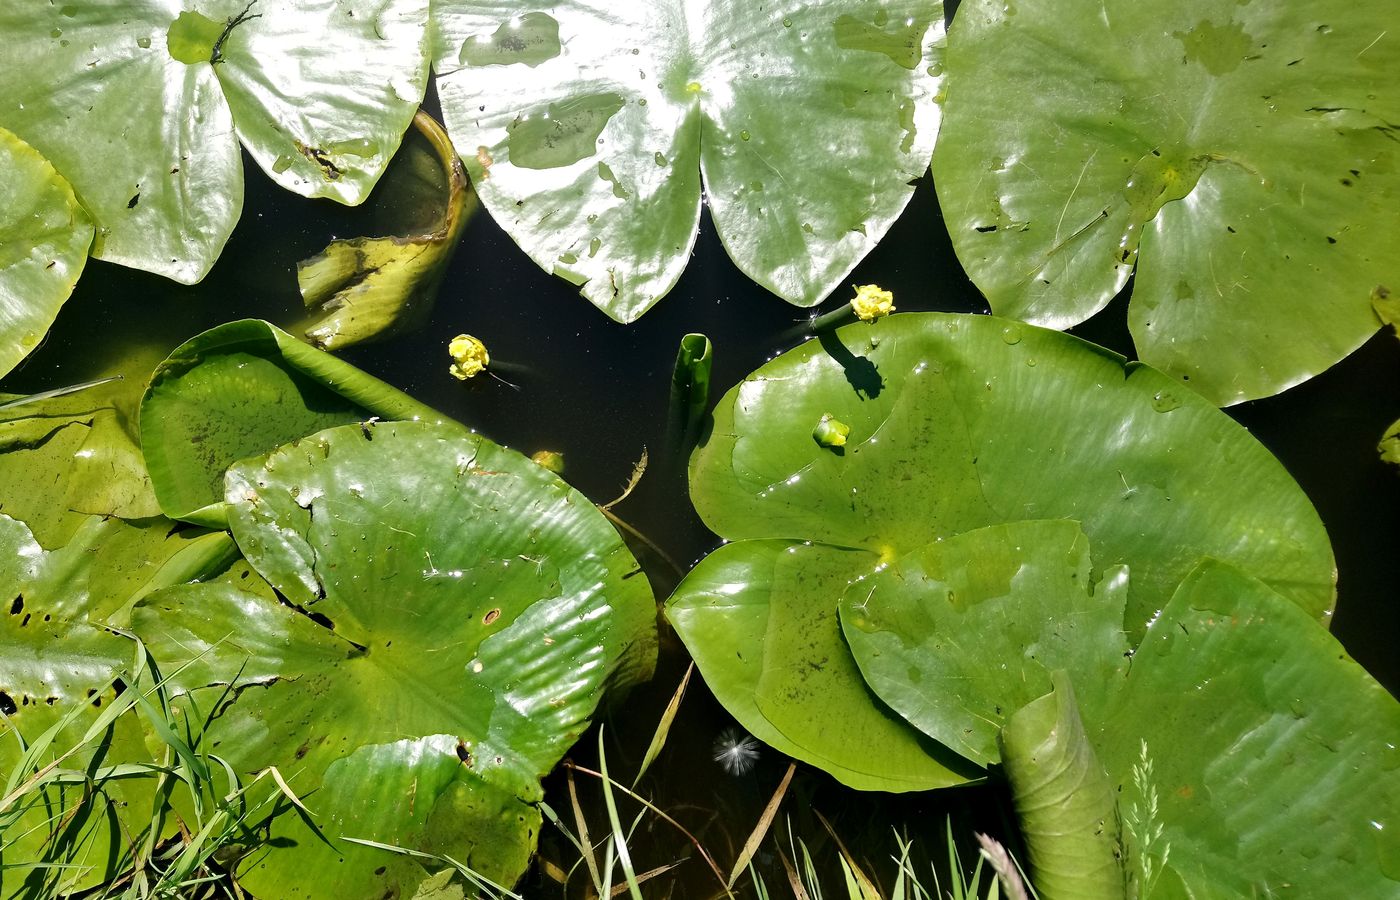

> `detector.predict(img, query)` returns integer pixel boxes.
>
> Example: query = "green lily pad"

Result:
[933,0,1400,405]
[133,420,657,897]
[839,520,1130,768]
[669,312,1333,786]
[1095,561,1400,897]
[140,319,449,527]
[667,539,982,791]
[0,128,92,380]
[0,0,429,283]
[841,518,1400,895]
[433,0,945,321]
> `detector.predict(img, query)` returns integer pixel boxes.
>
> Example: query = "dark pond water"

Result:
[5,87,1398,897]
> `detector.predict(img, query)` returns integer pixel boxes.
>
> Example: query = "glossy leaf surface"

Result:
[934,0,1400,405]
[689,314,1332,630]
[434,0,945,321]
[0,128,91,380]
[134,420,657,897]
[840,520,1130,767]
[0,0,428,283]
[1095,561,1400,897]
[671,312,1333,788]
[668,539,981,791]
[140,319,447,527]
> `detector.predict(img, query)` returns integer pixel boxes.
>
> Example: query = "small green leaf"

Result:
[1381,417,1400,469]
[668,333,712,456]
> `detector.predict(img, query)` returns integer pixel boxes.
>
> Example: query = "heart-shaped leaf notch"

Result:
[433,0,946,321]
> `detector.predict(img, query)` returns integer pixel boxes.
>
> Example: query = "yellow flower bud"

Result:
[850,284,895,322]
[448,333,489,380]
[531,450,566,474]
[813,413,851,448]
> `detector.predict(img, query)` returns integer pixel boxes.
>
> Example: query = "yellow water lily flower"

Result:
[851,284,895,321]
[448,333,489,380]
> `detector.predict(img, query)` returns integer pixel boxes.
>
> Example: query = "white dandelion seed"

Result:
[712,727,761,775]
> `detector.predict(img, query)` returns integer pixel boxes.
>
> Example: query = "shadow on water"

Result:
[6,81,1398,897]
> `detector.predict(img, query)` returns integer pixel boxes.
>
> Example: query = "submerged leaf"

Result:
[0,0,429,282]
[134,420,657,897]
[0,128,92,380]
[934,0,1400,404]
[140,319,449,527]
[434,0,945,321]
[300,112,478,351]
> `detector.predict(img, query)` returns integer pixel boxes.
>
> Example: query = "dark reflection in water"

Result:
[5,85,1397,896]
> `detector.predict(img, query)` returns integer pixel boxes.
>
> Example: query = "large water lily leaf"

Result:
[933,0,1400,405]
[0,128,92,380]
[667,539,981,792]
[0,0,429,283]
[839,520,1130,768]
[140,319,448,527]
[670,312,1333,787]
[1094,561,1400,897]
[433,0,945,322]
[689,314,1332,630]
[133,420,657,897]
